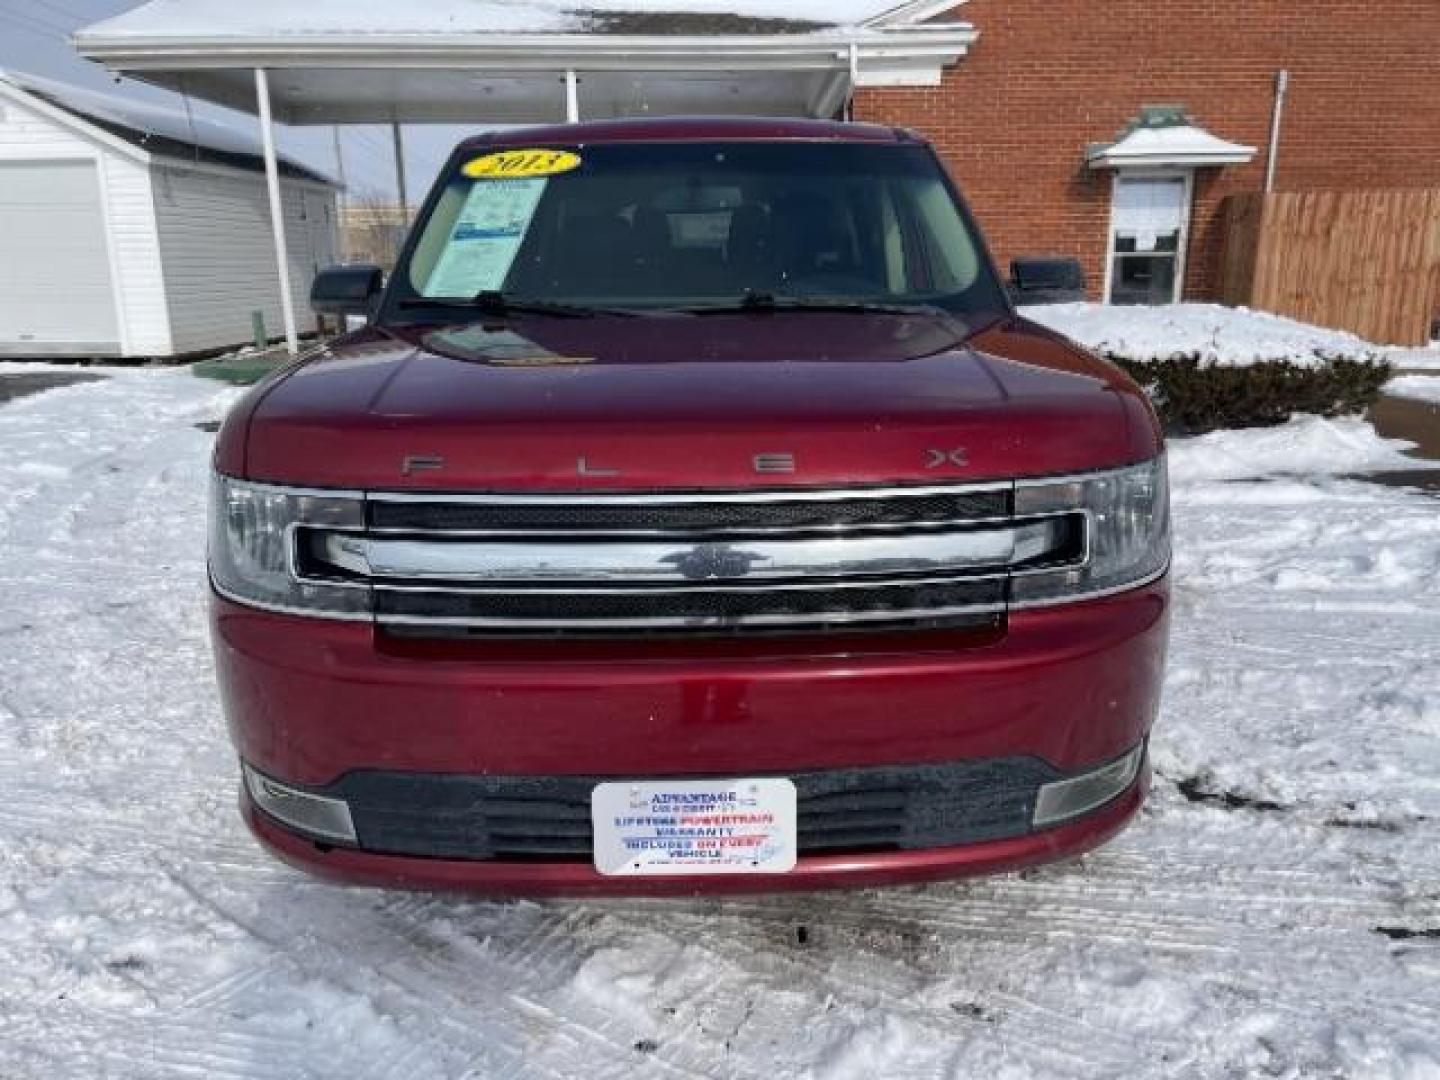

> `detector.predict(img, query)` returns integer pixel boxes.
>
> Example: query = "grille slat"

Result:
[483,802,591,821]
[799,813,909,834]
[491,827,592,842]
[369,489,1011,535]
[492,838,593,857]
[796,830,911,852]
[796,790,909,812]
[375,577,1005,627]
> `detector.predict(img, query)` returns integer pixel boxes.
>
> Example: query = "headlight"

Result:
[1011,456,1170,606]
[209,474,370,618]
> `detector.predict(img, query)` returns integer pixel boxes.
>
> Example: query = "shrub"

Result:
[1106,354,1393,434]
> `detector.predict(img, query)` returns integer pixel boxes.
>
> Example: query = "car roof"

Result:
[457,116,919,150]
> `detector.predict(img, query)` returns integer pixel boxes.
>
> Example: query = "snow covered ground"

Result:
[1388,349,1440,373]
[1027,302,1440,371]
[1387,375,1440,404]
[2,365,1439,1079]
[1166,413,1436,483]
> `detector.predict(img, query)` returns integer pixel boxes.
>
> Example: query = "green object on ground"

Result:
[191,353,287,386]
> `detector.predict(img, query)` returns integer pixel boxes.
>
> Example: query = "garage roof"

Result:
[0,69,334,184]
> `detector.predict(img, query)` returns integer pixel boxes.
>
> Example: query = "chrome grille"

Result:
[299,485,1085,637]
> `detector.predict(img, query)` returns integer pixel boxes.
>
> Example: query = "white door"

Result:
[0,160,119,352]
[1105,172,1192,306]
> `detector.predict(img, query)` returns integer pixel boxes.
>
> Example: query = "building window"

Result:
[1106,172,1191,305]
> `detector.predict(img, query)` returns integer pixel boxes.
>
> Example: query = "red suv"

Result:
[209,118,1169,895]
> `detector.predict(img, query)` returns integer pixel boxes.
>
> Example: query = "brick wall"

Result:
[854,1,1440,302]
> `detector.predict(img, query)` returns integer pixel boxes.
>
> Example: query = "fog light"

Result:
[243,764,357,843]
[1033,744,1144,828]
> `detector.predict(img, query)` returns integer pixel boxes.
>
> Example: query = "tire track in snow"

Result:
[155,867,467,1080]
[161,868,733,1080]
[589,895,1147,1078]
[578,807,1436,1078]
[365,901,731,1080]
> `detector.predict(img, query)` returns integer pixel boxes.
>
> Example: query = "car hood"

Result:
[223,312,1161,490]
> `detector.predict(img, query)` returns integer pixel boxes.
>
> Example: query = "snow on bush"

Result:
[1025,302,1387,369]
[1023,303,1395,431]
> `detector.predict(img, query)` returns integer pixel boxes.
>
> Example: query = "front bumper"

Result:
[213,577,1167,893]
[243,764,1148,896]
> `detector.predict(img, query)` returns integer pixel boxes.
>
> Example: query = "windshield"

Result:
[390,140,1008,319]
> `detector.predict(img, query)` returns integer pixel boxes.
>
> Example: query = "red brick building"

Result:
[856,0,1440,304]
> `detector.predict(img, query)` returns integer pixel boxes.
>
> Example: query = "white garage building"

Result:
[0,69,339,359]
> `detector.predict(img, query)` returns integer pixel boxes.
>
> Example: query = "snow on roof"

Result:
[73,2,978,125]
[78,0,918,39]
[0,69,333,185]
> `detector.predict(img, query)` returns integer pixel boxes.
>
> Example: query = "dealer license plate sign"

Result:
[591,778,798,876]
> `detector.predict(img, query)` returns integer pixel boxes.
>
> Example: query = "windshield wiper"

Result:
[399,291,638,318]
[673,291,961,321]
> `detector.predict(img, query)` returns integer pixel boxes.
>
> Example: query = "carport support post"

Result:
[391,121,409,215]
[565,70,580,123]
[254,67,299,355]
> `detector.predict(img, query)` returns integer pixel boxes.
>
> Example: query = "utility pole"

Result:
[331,125,348,261]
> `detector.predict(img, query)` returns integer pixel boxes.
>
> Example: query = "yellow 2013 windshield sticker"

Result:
[462,149,582,180]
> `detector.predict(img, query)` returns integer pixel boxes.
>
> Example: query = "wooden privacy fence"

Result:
[1220,188,1440,346]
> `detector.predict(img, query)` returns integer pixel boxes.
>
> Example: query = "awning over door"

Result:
[1087,106,1256,170]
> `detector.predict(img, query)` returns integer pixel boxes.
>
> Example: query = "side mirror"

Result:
[310,264,384,318]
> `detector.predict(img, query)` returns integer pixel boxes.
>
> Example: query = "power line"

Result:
[348,130,388,151]
[25,0,90,23]
[343,131,396,166]
[0,23,65,47]
[352,138,391,159]
[0,0,74,34]
[352,128,394,153]
[0,10,70,46]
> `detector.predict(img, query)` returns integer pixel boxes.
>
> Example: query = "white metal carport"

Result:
[74,0,976,354]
